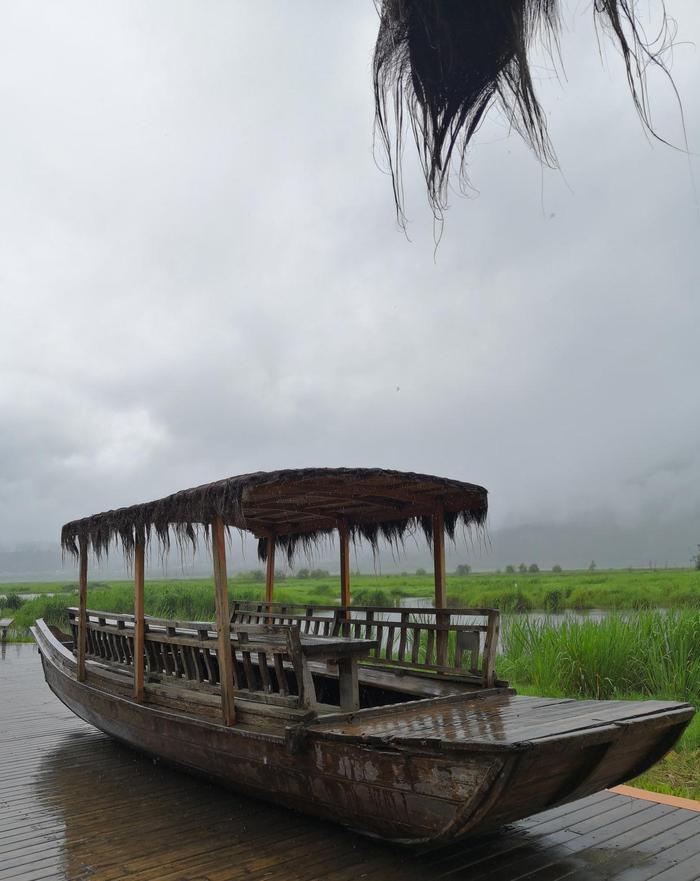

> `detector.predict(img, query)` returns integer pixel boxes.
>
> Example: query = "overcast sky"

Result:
[1,2,699,569]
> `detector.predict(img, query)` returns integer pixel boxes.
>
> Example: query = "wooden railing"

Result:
[68,601,500,701]
[231,602,500,687]
[67,609,317,710]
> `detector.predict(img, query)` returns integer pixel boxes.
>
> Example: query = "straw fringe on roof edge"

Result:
[374,0,677,223]
[255,509,486,566]
[60,468,488,565]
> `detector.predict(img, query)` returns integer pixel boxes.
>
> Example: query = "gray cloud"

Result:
[1,1,699,570]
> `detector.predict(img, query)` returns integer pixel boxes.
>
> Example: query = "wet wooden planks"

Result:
[2,643,700,881]
[314,694,691,747]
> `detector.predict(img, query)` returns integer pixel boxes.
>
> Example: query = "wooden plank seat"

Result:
[68,609,321,711]
[231,601,501,687]
[67,602,502,717]
[68,609,376,714]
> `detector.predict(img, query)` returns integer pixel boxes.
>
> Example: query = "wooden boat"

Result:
[34,468,694,847]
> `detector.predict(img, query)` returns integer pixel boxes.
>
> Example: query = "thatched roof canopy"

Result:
[61,468,488,563]
[374,0,676,221]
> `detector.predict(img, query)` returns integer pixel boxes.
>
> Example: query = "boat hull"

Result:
[33,620,693,848]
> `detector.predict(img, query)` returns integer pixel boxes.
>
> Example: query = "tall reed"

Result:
[499,610,700,703]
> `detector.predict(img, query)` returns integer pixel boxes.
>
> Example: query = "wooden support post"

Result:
[133,532,145,702]
[433,509,446,608]
[0,618,14,642]
[265,536,275,604]
[212,516,236,726]
[433,509,448,666]
[483,611,500,688]
[286,627,318,711]
[338,657,360,712]
[339,520,351,622]
[76,537,88,682]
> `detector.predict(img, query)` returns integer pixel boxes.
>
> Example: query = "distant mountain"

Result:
[2,514,697,582]
[0,544,68,582]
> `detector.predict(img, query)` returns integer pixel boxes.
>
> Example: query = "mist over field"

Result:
[3,510,699,582]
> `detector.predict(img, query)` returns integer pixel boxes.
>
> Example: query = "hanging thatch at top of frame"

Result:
[61,468,488,564]
[373,0,676,221]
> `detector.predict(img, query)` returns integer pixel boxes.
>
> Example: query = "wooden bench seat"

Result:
[231,601,501,687]
[68,605,504,718]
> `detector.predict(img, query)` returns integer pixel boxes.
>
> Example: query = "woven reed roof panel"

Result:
[61,467,487,562]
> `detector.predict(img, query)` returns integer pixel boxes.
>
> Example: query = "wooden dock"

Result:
[2,643,700,881]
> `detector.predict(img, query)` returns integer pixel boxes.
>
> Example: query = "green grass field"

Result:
[3,569,699,800]
[3,565,700,614]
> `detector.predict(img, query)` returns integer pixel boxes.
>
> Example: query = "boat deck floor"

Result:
[4,644,700,881]
[313,693,691,749]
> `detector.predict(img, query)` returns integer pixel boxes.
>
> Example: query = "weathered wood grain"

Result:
[133,535,145,703]
[4,645,700,881]
[76,537,88,682]
[212,516,236,726]
[230,601,500,686]
[339,519,351,609]
[265,535,275,604]
[30,619,695,849]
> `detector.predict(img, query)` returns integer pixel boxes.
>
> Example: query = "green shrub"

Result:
[486,589,533,613]
[543,590,563,613]
[307,583,334,597]
[15,595,75,631]
[351,588,394,607]
[513,590,532,612]
[3,592,25,611]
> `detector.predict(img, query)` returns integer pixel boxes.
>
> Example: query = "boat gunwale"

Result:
[32,619,292,744]
[29,617,697,847]
[32,618,510,736]
[32,618,694,760]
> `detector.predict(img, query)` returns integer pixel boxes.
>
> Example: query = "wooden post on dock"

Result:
[133,531,145,703]
[433,509,448,666]
[339,520,351,610]
[76,536,88,682]
[265,536,275,604]
[212,516,236,726]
